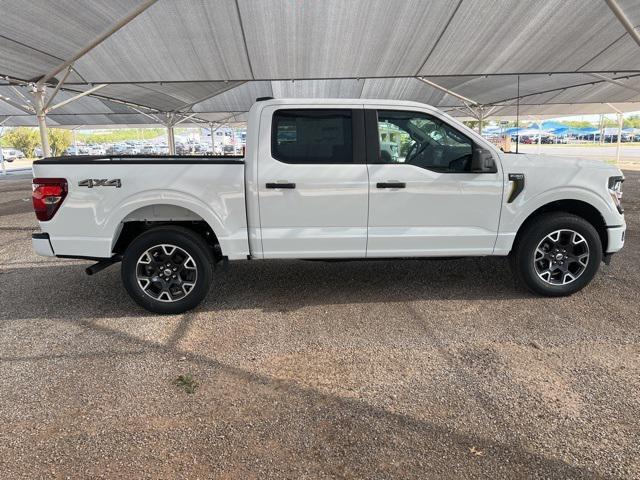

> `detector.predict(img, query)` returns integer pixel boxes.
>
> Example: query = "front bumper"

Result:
[32,232,55,257]
[606,223,626,253]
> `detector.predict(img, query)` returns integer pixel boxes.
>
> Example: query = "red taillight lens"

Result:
[32,178,67,221]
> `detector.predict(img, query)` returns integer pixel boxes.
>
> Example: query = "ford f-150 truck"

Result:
[31,98,626,313]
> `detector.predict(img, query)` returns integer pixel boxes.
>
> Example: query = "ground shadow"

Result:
[0,256,531,321]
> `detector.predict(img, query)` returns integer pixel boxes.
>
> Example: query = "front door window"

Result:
[376,110,473,173]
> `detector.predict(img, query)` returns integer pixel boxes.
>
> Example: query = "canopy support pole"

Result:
[537,118,542,155]
[167,126,175,155]
[31,85,51,158]
[0,117,10,176]
[209,122,216,155]
[515,75,520,154]
[72,127,78,155]
[477,109,484,134]
[616,113,623,164]
[608,103,624,165]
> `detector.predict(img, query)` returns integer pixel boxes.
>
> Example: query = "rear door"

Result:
[257,105,369,258]
[365,108,503,257]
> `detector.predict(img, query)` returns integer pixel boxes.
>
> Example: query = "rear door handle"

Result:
[266,182,296,189]
[376,182,406,189]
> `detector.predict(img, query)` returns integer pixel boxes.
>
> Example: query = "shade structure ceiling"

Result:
[1,0,639,127]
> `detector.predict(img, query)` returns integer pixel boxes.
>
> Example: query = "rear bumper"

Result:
[606,223,626,253]
[32,232,55,257]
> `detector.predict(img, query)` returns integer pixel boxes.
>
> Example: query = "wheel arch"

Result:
[110,203,223,261]
[511,199,608,254]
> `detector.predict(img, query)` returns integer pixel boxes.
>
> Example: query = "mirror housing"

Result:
[471,148,497,173]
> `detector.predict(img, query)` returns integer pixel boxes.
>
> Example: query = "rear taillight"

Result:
[32,178,67,221]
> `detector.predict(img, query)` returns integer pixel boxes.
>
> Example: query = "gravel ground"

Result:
[0,171,638,479]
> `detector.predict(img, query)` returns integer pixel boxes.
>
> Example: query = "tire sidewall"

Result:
[122,227,213,314]
[516,214,602,296]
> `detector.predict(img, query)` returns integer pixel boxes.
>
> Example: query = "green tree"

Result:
[563,120,594,128]
[4,127,40,157]
[48,128,72,156]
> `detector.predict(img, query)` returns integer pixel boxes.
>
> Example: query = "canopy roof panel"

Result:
[418,0,640,76]
[239,0,459,80]
[74,0,253,83]
[0,0,639,128]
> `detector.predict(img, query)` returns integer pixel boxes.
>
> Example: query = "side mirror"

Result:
[471,148,497,173]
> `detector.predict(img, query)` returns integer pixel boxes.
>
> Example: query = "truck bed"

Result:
[32,155,249,260]
[33,154,245,164]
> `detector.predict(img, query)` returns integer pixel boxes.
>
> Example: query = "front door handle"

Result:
[266,182,296,189]
[376,182,406,189]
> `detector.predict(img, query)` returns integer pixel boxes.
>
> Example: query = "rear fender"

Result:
[105,189,232,255]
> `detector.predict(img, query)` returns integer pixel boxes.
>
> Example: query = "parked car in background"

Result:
[1,148,25,162]
[65,146,90,156]
[87,145,106,155]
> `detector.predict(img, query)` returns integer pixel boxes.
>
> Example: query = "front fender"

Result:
[506,186,617,231]
[495,186,618,255]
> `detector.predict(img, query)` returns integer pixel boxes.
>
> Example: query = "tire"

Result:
[510,213,602,297]
[121,226,214,314]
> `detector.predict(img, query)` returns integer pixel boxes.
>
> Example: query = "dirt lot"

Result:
[0,171,638,479]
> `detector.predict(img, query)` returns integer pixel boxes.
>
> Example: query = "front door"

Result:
[257,106,369,258]
[365,108,503,257]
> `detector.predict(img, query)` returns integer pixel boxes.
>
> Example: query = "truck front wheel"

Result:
[511,213,603,296]
[121,226,213,314]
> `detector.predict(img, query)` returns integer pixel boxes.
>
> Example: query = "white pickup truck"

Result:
[31,98,626,313]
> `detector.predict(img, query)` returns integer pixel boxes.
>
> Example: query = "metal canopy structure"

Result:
[1,0,640,153]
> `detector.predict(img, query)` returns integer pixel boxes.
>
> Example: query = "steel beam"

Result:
[417,77,480,106]
[173,112,197,126]
[588,73,640,95]
[0,93,33,113]
[47,84,107,112]
[175,81,245,113]
[39,0,158,85]
[44,65,73,111]
[604,0,640,48]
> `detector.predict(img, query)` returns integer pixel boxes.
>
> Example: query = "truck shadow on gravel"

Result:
[0,307,608,479]
[0,257,531,320]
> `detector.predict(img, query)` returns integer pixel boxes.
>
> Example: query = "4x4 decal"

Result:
[78,179,121,188]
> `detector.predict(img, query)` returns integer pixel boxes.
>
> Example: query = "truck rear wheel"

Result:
[511,213,602,296]
[121,226,213,314]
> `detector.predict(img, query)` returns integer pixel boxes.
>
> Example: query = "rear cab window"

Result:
[271,109,362,164]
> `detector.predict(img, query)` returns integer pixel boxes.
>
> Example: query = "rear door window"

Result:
[272,109,354,164]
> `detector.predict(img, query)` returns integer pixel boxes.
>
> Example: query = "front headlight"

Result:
[608,176,624,214]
